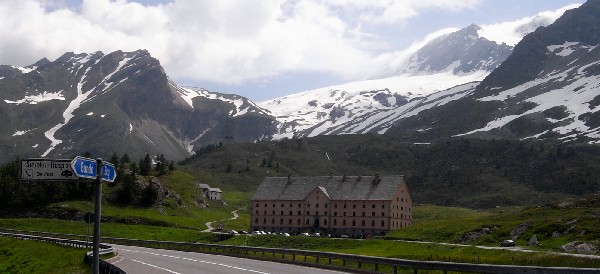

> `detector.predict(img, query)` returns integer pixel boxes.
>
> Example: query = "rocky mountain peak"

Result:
[402,24,512,75]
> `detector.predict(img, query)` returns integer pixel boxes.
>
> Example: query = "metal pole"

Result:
[93,158,103,274]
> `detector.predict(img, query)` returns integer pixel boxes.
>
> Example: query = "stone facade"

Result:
[250,175,413,236]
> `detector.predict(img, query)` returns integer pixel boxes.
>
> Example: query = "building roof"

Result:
[252,175,405,201]
[198,183,211,189]
[208,187,222,193]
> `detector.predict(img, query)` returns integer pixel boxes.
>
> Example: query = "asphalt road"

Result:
[111,244,350,274]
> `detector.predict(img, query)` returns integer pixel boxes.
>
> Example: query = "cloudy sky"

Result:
[0,0,582,101]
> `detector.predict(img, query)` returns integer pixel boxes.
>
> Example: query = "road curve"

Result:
[111,244,350,274]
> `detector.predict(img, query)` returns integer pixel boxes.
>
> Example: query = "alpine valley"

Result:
[1,1,600,164]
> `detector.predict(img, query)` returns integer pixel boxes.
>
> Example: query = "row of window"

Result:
[255,210,387,217]
[255,203,389,209]
[253,218,387,228]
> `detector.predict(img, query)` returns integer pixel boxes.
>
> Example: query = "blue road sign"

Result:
[101,163,117,183]
[71,156,97,179]
[71,156,117,182]
[71,156,98,179]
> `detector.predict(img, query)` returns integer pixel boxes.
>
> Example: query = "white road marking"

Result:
[122,249,271,274]
[132,259,181,274]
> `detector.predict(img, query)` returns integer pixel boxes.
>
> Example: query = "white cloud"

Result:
[479,3,581,46]
[0,0,571,89]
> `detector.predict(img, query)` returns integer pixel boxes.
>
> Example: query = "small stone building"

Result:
[250,175,413,236]
[198,183,222,201]
[207,187,222,201]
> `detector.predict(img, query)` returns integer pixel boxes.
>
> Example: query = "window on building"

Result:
[343,220,346,226]
[343,212,346,216]
[381,220,385,227]
[371,212,375,216]
[281,204,284,208]
[352,212,356,217]
[372,204,375,208]
[256,203,259,208]
[272,219,275,224]
[324,219,327,225]
[298,211,302,215]
[381,212,385,217]
[306,219,310,225]
[401,207,404,211]
[306,211,309,215]
[280,211,283,215]
[325,212,328,216]
[361,220,365,226]
[255,218,258,224]
[334,204,337,208]
[255,210,258,214]
[325,203,328,208]
[362,204,365,209]
[316,204,319,208]
[334,219,337,225]
[362,212,365,217]
[352,220,355,226]
[263,218,266,224]
[371,220,375,226]
[272,204,275,207]
[290,203,292,207]
[344,204,347,209]
[307,204,310,208]
[289,211,292,215]
[272,210,275,215]
[299,204,302,208]
[298,219,301,225]
[280,219,283,224]
[353,204,356,209]
[334,212,337,217]
[382,204,385,209]
[289,219,292,224]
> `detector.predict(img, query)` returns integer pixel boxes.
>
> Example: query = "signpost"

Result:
[70,157,116,274]
[20,159,78,181]
[20,156,117,274]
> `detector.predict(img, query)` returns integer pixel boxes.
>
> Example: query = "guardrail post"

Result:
[358,261,361,269]
[328,257,331,265]
[375,263,378,272]
[394,265,398,274]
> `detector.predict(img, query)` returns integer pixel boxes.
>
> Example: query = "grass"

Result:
[0,237,88,274]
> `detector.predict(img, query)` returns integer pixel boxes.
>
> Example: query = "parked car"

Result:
[299,232,310,237]
[501,239,516,247]
[228,230,238,235]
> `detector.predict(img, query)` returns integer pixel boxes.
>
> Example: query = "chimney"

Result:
[373,174,381,184]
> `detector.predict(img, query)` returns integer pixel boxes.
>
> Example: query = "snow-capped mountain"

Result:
[402,24,513,75]
[0,50,275,163]
[260,24,512,139]
[390,0,600,144]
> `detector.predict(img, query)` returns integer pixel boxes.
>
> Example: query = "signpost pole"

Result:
[92,158,103,274]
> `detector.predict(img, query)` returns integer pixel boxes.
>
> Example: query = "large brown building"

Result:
[250,175,413,236]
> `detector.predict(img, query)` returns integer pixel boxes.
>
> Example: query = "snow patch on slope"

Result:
[261,71,487,138]
[4,91,65,105]
[456,60,600,142]
[42,67,95,157]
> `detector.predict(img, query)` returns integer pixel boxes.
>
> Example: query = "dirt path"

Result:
[202,209,241,232]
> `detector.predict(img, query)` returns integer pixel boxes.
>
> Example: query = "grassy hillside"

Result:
[180,136,600,208]
[0,237,88,274]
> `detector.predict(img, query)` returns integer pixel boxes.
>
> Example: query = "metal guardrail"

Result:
[1,228,599,274]
[0,231,125,274]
